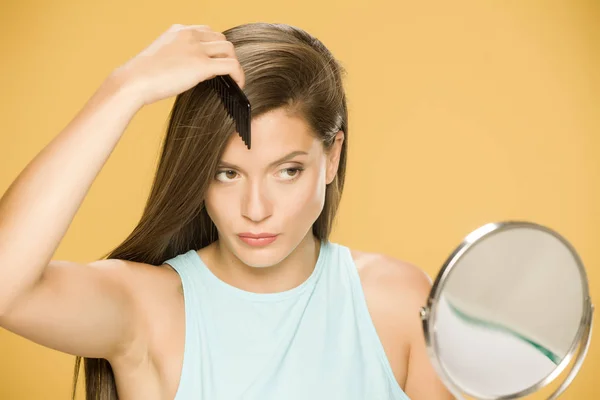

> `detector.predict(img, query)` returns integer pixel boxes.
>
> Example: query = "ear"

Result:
[326,130,345,185]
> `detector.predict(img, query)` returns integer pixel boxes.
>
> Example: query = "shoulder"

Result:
[84,258,184,340]
[90,257,185,364]
[86,257,182,298]
[348,248,433,387]
[84,257,184,342]
[350,248,432,307]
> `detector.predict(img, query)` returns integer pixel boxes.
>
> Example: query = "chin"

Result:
[236,251,286,269]
[232,236,290,269]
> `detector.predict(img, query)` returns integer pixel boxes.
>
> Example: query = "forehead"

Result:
[220,108,320,163]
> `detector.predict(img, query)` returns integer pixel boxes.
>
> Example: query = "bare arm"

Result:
[402,267,455,400]
[0,24,245,361]
[0,75,140,315]
[0,259,146,359]
[0,76,144,359]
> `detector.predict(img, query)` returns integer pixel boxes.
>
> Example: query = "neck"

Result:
[204,234,321,294]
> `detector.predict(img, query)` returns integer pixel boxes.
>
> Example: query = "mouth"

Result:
[238,233,279,247]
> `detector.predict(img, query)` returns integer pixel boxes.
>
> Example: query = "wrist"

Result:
[102,67,145,112]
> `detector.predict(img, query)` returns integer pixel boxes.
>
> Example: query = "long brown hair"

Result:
[72,22,349,399]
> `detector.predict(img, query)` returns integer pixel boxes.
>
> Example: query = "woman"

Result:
[0,22,453,400]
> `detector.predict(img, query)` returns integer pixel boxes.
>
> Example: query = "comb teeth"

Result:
[207,75,251,149]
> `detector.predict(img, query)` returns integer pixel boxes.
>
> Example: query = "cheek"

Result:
[279,168,326,221]
[204,184,235,228]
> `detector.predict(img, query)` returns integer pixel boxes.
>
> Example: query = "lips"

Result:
[238,233,278,238]
[238,233,279,247]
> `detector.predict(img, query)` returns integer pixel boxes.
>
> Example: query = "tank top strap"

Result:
[164,250,195,273]
[163,249,204,398]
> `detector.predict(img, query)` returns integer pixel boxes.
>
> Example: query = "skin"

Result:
[0,107,453,400]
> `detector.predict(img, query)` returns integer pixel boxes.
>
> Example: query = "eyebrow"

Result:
[218,150,309,170]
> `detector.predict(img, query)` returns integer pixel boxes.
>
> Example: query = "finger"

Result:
[202,41,236,58]
[171,24,212,32]
[175,24,227,42]
[193,29,227,43]
[209,58,245,89]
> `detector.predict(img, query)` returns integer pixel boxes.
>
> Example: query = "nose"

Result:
[241,178,273,223]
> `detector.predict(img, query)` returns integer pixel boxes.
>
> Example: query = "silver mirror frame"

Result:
[420,220,595,400]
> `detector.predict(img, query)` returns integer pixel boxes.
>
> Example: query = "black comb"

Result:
[207,75,251,149]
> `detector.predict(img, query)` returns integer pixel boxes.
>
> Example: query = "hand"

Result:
[112,24,245,107]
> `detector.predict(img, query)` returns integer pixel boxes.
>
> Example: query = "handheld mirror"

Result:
[421,221,594,399]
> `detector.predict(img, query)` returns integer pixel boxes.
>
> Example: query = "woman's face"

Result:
[205,107,343,268]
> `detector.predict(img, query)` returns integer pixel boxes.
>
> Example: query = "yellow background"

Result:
[0,0,598,398]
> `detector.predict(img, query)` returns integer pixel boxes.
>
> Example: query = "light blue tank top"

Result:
[164,240,410,400]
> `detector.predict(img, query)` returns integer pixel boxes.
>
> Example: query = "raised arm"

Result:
[0,24,245,361]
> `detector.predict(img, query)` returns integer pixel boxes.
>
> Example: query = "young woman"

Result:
[0,22,453,400]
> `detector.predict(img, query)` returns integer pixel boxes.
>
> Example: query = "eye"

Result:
[277,167,304,181]
[215,170,239,182]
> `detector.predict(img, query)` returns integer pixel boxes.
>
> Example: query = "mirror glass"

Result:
[429,223,587,398]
